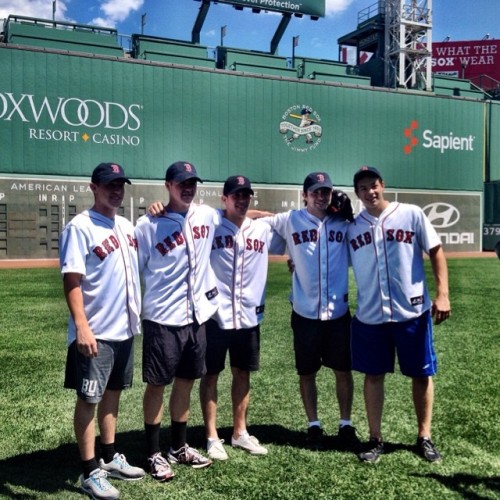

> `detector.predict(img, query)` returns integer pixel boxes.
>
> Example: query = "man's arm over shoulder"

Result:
[247,209,275,219]
[266,224,287,255]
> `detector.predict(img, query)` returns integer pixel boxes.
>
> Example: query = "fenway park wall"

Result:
[1,37,499,258]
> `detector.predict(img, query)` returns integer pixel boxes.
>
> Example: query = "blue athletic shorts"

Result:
[351,310,437,377]
[205,319,260,375]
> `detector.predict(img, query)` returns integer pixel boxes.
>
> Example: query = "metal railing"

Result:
[358,1,385,26]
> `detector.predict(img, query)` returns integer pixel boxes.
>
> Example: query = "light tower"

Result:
[384,0,433,90]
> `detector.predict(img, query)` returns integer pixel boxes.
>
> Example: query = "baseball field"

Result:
[0,258,499,499]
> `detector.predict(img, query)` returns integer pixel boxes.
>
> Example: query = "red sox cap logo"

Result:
[111,164,121,173]
[237,176,245,185]
[184,163,193,172]
[317,174,325,182]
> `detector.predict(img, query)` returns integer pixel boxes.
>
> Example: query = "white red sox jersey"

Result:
[59,209,141,345]
[135,203,220,326]
[347,202,441,324]
[263,209,350,321]
[210,213,285,330]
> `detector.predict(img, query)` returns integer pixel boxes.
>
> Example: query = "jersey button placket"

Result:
[320,234,329,320]
[375,224,390,321]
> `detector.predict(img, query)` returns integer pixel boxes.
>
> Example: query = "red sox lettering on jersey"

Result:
[135,204,220,326]
[349,228,416,251]
[210,214,283,330]
[212,233,266,253]
[292,228,345,245]
[154,225,211,256]
[263,209,350,321]
[155,231,185,256]
[347,202,441,325]
[93,233,138,260]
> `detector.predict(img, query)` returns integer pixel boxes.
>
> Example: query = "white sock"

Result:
[308,420,321,428]
[340,419,353,428]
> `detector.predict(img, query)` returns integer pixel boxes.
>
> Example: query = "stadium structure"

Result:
[0,0,499,259]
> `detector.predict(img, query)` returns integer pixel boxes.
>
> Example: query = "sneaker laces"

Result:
[421,438,434,449]
[184,446,202,461]
[112,453,131,469]
[209,439,225,451]
[89,470,113,491]
[151,453,169,468]
[420,438,438,456]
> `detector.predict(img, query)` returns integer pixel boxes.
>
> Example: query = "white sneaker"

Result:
[231,433,268,456]
[80,468,119,500]
[207,438,229,461]
[99,453,145,481]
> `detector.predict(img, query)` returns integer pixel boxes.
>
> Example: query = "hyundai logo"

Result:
[423,203,460,228]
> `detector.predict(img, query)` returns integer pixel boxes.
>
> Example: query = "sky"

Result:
[0,0,499,60]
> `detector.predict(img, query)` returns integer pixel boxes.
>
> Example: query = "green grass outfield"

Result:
[0,259,499,499]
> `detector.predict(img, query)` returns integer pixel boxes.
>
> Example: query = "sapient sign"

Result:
[215,0,325,17]
[403,120,475,155]
[0,92,143,146]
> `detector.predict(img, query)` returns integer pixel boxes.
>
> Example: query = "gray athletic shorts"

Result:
[64,336,134,404]
[205,318,260,375]
[142,319,207,385]
[291,310,352,375]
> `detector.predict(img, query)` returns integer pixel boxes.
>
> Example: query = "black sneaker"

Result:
[358,438,384,463]
[416,437,442,463]
[337,425,360,451]
[306,425,324,451]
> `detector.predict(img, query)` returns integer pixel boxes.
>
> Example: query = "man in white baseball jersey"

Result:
[199,175,285,461]
[135,161,218,479]
[60,162,144,500]
[348,166,451,464]
[262,172,357,451]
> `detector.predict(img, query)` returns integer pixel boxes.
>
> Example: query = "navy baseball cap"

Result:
[165,161,203,183]
[91,163,131,184]
[223,175,254,196]
[303,172,333,192]
[353,166,383,187]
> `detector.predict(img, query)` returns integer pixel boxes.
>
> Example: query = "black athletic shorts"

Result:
[142,319,207,385]
[291,310,352,375]
[205,319,260,375]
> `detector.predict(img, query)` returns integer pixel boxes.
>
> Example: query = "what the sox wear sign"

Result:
[432,40,500,81]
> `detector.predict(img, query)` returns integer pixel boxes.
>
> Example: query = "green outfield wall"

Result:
[0,41,498,257]
[0,44,489,191]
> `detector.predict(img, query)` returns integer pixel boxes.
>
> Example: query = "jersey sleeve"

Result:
[59,222,88,277]
[267,226,287,255]
[416,206,442,253]
[213,207,223,227]
[261,211,290,241]
[134,215,151,275]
